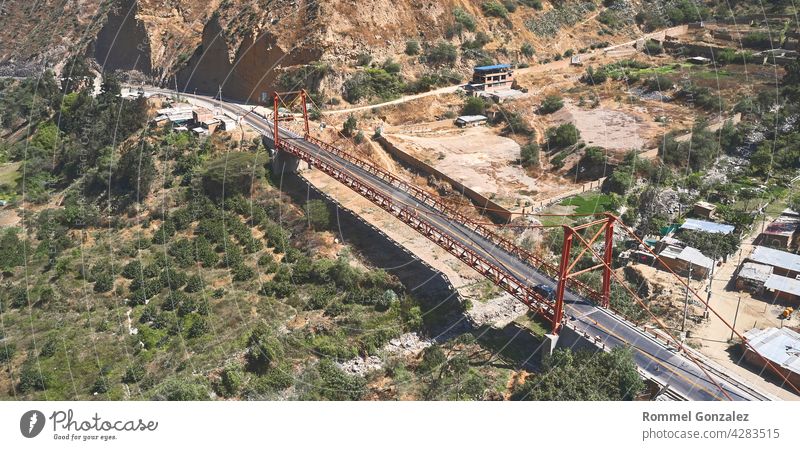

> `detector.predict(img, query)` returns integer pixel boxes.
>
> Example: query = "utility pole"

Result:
[730,296,742,341]
[682,262,693,335]
[705,257,714,320]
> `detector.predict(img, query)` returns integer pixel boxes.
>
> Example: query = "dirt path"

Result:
[689,215,800,400]
[321,25,691,117]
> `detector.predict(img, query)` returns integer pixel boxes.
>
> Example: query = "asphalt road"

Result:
[139,87,769,401]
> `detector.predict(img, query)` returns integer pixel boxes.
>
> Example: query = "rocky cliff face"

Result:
[0,0,647,102]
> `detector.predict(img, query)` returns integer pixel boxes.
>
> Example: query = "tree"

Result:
[547,123,580,148]
[342,114,357,137]
[520,42,535,58]
[511,348,644,400]
[405,40,420,55]
[481,1,509,18]
[659,125,720,171]
[0,228,25,270]
[304,199,330,230]
[538,94,564,114]
[246,323,284,373]
[113,144,156,202]
[520,142,540,167]
[425,42,458,66]
[582,65,608,84]
[461,97,487,116]
[310,359,366,401]
[677,229,739,258]
[93,271,114,293]
[201,152,266,201]
[18,361,51,393]
[0,342,15,363]
[217,362,245,397]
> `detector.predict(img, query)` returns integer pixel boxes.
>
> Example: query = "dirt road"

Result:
[690,215,800,400]
[322,25,691,116]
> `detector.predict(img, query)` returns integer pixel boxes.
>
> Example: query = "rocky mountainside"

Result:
[0,0,723,102]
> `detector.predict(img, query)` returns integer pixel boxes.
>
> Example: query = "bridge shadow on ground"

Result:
[277,169,553,370]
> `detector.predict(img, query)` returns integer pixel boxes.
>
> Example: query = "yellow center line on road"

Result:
[299,138,730,401]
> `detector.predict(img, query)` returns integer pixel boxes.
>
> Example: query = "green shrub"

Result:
[482,1,509,18]
[547,123,581,149]
[405,40,420,55]
[521,42,535,58]
[425,42,458,66]
[538,94,564,114]
[453,8,477,33]
[461,97,488,116]
[520,142,540,167]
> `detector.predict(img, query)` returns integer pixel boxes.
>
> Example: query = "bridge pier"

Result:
[271,148,308,174]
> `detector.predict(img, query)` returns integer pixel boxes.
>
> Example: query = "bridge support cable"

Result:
[564,224,735,400]
[615,220,800,397]
[303,134,603,302]
[276,138,560,325]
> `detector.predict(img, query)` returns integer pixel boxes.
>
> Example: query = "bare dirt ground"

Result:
[389,130,578,210]
[686,217,800,400]
[0,207,20,228]
[548,100,659,152]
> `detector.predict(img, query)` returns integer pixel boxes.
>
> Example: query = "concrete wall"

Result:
[376,136,513,223]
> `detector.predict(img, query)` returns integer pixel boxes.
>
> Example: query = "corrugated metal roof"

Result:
[763,216,800,237]
[764,274,800,297]
[677,246,713,270]
[680,218,735,234]
[750,246,800,274]
[744,327,800,375]
[659,244,683,260]
[456,115,488,122]
[474,64,511,71]
[738,262,773,282]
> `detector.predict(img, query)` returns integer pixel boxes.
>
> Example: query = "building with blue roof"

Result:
[467,63,514,94]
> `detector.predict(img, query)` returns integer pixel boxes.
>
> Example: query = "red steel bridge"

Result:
[140,86,797,401]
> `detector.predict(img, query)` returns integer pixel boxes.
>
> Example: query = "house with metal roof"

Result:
[658,244,713,279]
[735,262,773,293]
[747,246,800,279]
[742,327,800,387]
[756,212,800,250]
[679,218,735,235]
[455,115,488,127]
[763,274,800,304]
[466,64,514,94]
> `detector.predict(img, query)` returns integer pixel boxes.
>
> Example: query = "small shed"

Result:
[687,56,711,64]
[455,115,488,127]
[193,107,215,124]
[658,244,713,279]
[756,214,800,250]
[218,117,237,131]
[692,201,716,219]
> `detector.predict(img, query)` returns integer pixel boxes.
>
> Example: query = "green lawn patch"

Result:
[559,193,616,215]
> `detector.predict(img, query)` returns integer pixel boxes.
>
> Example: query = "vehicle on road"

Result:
[533,283,556,301]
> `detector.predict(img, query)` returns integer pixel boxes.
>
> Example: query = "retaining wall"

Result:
[376,135,513,223]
